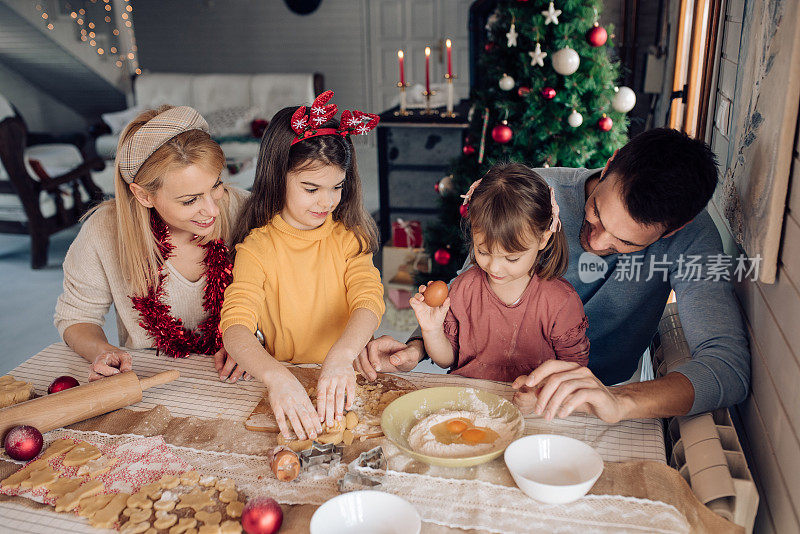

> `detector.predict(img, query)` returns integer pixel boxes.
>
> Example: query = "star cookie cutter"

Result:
[299,441,344,469]
[337,447,386,493]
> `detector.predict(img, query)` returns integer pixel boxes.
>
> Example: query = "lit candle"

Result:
[425,46,431,94]
[398,50,405,85]
[446,39,453,77]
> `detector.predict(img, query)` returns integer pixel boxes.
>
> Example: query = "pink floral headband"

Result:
[461,179,561,233]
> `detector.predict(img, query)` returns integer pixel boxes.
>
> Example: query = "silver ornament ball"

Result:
[567,110,583,128]
[498,73,515,91]
[552,47,580,76]
[612,86,637,113]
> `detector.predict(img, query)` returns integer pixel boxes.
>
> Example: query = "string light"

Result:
[90,39,96,46]
[97,48,104,54]
[41,12,48,19]
[126,5,132,12]
[121,13,128,20]
[110,46,117,53]
[135,68,141,75]
[88,22,94,28]
[113,29,119,35]
[89,31,95,38]
[77,18,83,25]
[125,21,131,27]
[115,60,122,67]
[70,11,77,18]
[105,16,111,22]
[104,4,111,10]
[47,23,53,30]
[78,8,85,15]
[127,52,134,60]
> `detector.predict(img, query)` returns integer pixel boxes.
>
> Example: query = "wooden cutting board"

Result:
[244,367,416,439]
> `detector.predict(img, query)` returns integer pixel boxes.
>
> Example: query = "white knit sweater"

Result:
[54,188,245,349]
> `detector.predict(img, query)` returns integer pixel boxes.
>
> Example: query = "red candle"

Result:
[446,39,452,77]
[398,50,405,85]
[425,46,431,94]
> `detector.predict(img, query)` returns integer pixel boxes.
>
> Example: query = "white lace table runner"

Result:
[9,343,666,464]
[1,430,688,534]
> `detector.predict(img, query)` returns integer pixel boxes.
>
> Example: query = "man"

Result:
[357,128,750,423]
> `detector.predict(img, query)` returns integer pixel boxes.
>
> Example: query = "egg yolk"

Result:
[445,419,469,434]
[461,427,487,443]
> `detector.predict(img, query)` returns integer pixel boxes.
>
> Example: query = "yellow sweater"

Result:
[220,214,385,364]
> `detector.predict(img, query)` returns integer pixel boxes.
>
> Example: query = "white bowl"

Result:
[504,434,604,504]
[309,490,421,534]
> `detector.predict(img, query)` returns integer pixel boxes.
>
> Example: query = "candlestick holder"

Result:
[394,82,413,116]
[420,88,438,115]
[441,74,458,118]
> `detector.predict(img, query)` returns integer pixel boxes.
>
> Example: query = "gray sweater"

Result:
[423,167,750,416]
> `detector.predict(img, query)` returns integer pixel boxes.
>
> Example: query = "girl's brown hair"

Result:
[88,105,231,296]
[231,106,378,256]
[465,162,568,280]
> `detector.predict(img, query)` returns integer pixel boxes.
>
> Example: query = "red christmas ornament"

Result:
[598,114,613,132]
[484,42,497,52]
[434,248,452,265]
[541,87,557,100]
[4,425,43,461]
[586,24,608,47]
[517,86,531,97]
[242,497,283,534]
[459,204,469,218]
[48,375,79,394]
[491,122,513,144]
[463,144,476,155]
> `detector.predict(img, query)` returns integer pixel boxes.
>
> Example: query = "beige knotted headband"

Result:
[118,106,209,183]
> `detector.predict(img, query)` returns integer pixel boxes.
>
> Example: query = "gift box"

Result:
[392,219,423,248]
[387,288,413,309]
[382,246,431,290]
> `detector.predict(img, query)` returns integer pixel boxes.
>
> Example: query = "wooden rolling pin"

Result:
[0,370,179,437]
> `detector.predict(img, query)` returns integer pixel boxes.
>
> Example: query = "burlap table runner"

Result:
[0,406,741,533]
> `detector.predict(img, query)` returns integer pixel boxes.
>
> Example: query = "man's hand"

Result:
[354,336,423,381]
[89,349,133,381]
[513,360,631,424]
[213,346,249,383]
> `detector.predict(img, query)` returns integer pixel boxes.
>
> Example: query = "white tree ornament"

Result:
[542,2,562,25]
[567,110,583,127]
[498,73,515,91]
[552,47,580,75]
[506,23,518,47]
[612,86,637,113]
[529,42,547,67]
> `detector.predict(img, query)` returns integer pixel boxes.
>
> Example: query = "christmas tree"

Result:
[419,0,633,284]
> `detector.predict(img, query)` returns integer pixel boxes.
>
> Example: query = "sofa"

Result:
[95,72,324,189]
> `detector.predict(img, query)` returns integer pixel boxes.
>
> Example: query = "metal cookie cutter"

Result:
[337,446,386,493]
[299,441,344,469]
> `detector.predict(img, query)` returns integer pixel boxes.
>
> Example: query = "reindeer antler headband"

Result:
[290,90,379,146]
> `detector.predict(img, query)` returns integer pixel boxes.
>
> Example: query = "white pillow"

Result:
[101,107,143,134]
[205,106,261,137]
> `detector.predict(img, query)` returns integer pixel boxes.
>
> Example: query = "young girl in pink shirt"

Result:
[410,163,589,411]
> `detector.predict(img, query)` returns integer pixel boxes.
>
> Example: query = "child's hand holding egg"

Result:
[409,281,450,332]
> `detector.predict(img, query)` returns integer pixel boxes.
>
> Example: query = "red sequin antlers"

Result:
[290,90,379,146]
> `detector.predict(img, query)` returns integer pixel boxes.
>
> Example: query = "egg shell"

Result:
[423,281,448,307]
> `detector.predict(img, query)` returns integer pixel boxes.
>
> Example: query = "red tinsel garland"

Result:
[131,214,232,358]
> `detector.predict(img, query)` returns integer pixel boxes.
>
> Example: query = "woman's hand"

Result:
[317,351,357,428]
[409,284,451,333]
[266,371,322,441]
[213,346,249,383]
[89,349,133,381]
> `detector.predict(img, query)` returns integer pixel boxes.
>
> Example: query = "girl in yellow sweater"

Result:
[221,91,384,441]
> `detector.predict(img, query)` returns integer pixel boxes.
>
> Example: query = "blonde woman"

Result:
[55,106,247,382]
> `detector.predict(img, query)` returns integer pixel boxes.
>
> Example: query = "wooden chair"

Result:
[0,112,105,269]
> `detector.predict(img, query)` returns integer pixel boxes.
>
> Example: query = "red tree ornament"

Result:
[598,114,613,131]
[463,144,476,155]
[434,248,451,265]
[517,86,531,97]
[491,122,513,144]
[587,24,608,47]
[4,425,43,461]
[541,87,557,100]
[242,497,283,534]
[48,375,79,394]
[459,204,469,218]
[484,42,497,52]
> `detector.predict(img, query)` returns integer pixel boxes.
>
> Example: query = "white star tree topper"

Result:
[506,23,518,47]
[529,42,547,67]
[542,2,562,25]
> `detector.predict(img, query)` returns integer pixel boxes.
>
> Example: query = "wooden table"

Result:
[0,344,672,533]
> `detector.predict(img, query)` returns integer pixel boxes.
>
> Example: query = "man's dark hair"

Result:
[603,128,718,233]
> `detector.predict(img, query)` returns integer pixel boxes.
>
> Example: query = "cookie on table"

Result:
[0,375,33,408]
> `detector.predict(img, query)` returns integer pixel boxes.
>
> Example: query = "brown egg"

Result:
[424,280,449,307]
[445,418,468,434]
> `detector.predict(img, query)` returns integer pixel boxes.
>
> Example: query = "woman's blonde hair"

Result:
[465,162,568,280]
[89,105,231,296]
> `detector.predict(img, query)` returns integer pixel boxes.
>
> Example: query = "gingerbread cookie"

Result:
[20,465,58,489]
[139,481,163,500]
[198,525,222,534]
[159,474,181,489]
[154,490,179,511]
[1,458,48,489]
[215,478,236,492]
[195,510,221,525]
[220,520,242,534]
[39,439,77,460]
[89,492,131,528]
[169,517,198,533]
[77,493,115,517]
[176,488,214,512]
[55,479,104,512]
[62,442,102,467]
[153,510,178,529]
[218,489,238,504]
[77,455,118,478]
[121,522,151,534]
[180,470,201,485]
[198,475,217,487]
[46,477,83,499]
[226,500,244,518]
[127,490,154,509]
[125,508,153,523]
